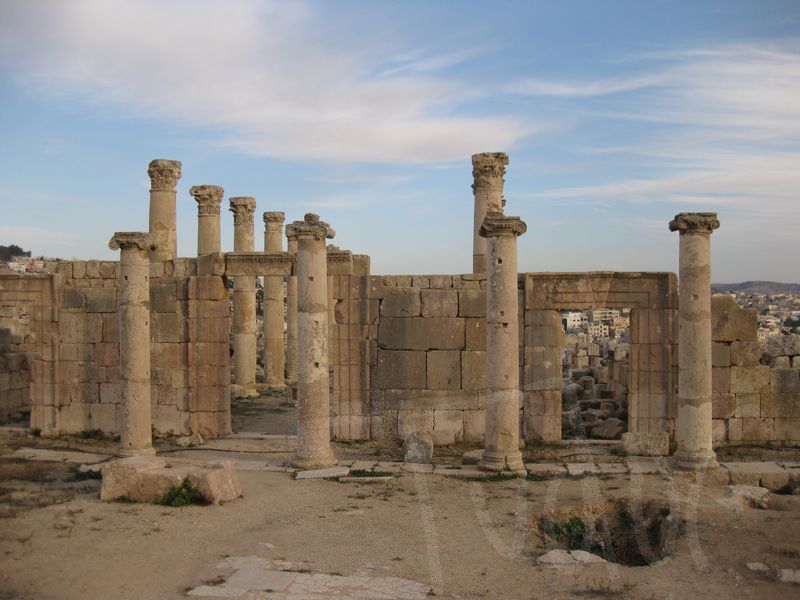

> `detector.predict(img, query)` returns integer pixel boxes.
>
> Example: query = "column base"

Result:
[118,446,156,458]
[673,448,718,470]
[479,450,526,473]
[230,384,260,399]
[293,449,337,471]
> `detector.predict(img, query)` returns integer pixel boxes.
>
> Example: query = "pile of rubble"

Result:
[562,369,628,440]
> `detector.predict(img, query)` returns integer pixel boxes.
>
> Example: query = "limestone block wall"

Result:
[363,274,489,445]
[710,296,799,446]
[0,260,230,438]
[0,330,33,422]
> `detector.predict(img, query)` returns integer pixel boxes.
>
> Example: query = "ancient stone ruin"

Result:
[1,152,798,473]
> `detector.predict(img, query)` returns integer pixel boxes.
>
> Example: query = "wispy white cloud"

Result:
[0,0,533,164]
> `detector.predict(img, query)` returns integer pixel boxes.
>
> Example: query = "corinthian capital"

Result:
[229,197,256,225]
[285,213,335,241]
[190,185,224,215]
[147,159,182,191]
[472,152,509,190]
[108,231,153,251]
[263,211,285,228]
[668,212,720,234]
[479,211,527,238]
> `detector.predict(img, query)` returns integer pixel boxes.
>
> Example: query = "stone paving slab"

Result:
[350,461,378,471]
[437,466,484,478]
[187,556,429,599]
[293,466,350,480]
[525,463,567,478]
[338,476,394,483]
[721,462,789,490]
[402,463,433,474]
[566,463,600,477]
[9,448,111,464]
[374,461,405,474]
[202,437,295,453]
[597,462,628,475]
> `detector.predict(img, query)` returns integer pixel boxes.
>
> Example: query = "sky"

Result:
[0,0,798,282]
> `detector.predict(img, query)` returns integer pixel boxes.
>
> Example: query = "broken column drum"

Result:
[263,211,286,387]
[229,197,258,395]
[479,212,527,472]
[669,212,720,469]
[108,232,155,456]
[286,213,337,469]
[471,152,508,273]
[190,185,224,256]
[147,159,181,262]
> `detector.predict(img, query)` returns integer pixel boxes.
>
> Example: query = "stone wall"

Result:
[364,274,489,445]
[0,329,32,422]
[711,295,800,445]
[0,260,231,438]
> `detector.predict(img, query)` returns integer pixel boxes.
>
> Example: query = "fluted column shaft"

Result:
[480,213,526,472]
[230,197,258,395]
[670,212,720,469]
[287,214,336,469]
[263,212,286,387]
[147,160,181,262]
[472,153,508,273]
[109,232,154,456]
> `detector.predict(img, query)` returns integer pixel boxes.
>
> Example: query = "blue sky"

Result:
[0,0,798,282]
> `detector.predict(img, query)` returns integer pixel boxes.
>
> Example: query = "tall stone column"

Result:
[285,236,299,384]
[472,152,508,273]
[109,232,155,456]
[229,197,258,397]
[147,159,182,262]
[669,212,720,469]
[190,185,224,255]
[263,212,286,388]
[479,212,527,472]
[286,214,336,469]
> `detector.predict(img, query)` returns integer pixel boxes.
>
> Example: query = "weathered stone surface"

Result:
[427,350,461,389]
[378,318,465,351]
[767,334,800,358]
[371,350,426,389]
[712,342,731,367]
[403,431,433,464]
[537,549,577,566]
[294,466,350,479]
[771,368,800,394]
[100,456,241,504]
[465,317,486,350]
[730,341,763,367]
[380,288,421,318]
[711,295,757,342]
[622,432,669,456]
[730,366,771,394]
[722,462,789,490]
[461,449,483,465]
[458,289,486,318]
[461,350,487,390]
[717,485,770,511]
[420,289,458,318]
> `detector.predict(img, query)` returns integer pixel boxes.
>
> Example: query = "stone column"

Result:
[263,212,286,388]
[472,152,508,273]
[229,197,258,397]
[286,213,336,469]
[147,159,182,262]
[286,236,299,384]
[108,232,155,456]
[190,185,224,255]
[479,212,527,472]
[669,212,720,469]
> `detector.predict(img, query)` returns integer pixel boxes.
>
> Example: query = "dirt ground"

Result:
[1,406,799,599]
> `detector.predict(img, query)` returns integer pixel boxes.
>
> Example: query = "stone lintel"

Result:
[472,152,509,190]
[285,213,335,241]
[147,159,182,191]
[225,252,294,277]
[669,212,720,234]
[479,212,527,238]
[327,246,354,275]
[108,232,153,252]
[190,185,225,215]
[229,197,257,224]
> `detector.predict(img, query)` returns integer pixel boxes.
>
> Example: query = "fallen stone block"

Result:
[293,465,349,480]
[590,417,625,440]
[461,449,483,465]
[721,462,789,490]
[100,456,241,504]
[403,431,433,464]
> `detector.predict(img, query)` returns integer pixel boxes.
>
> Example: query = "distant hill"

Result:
[712,281,800,294]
